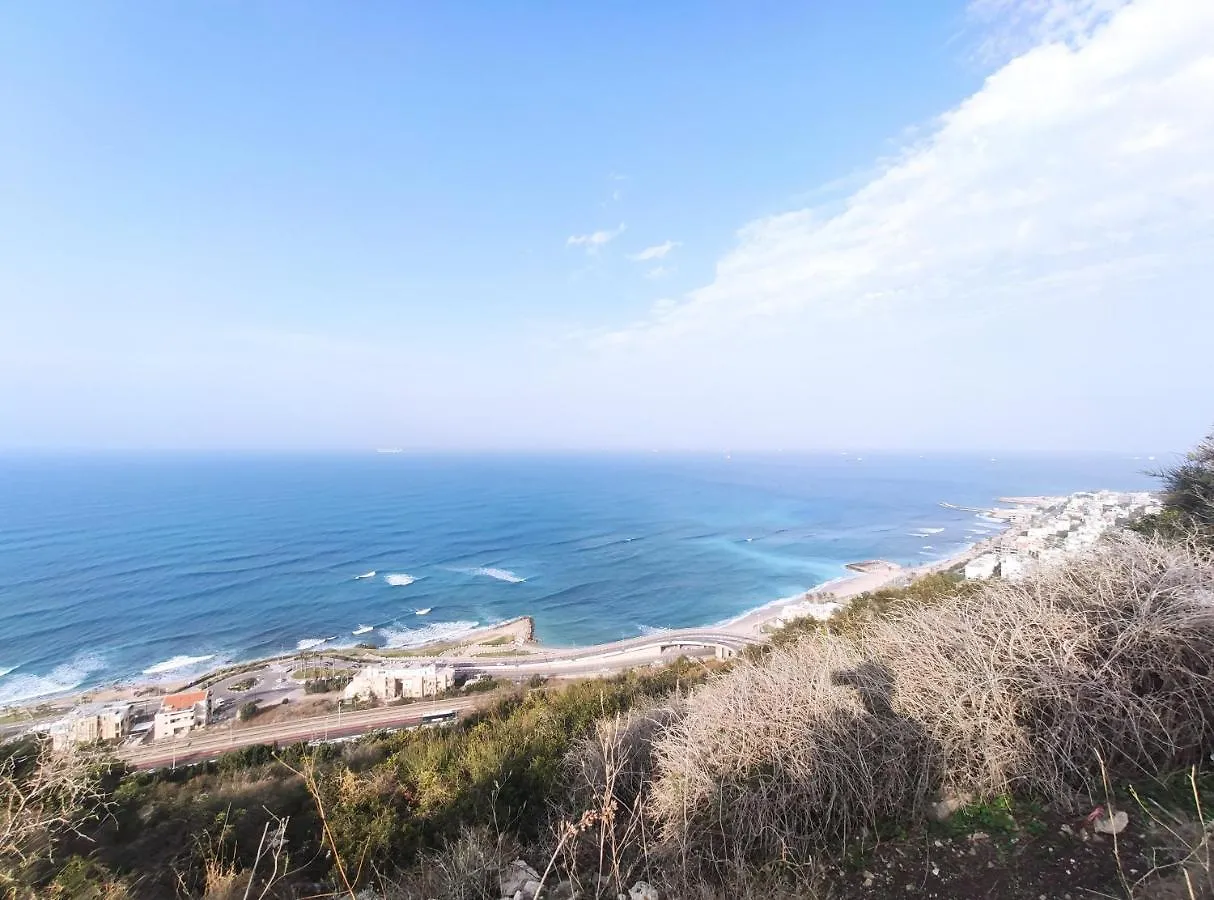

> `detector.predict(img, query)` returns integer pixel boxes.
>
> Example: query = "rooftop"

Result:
[160,689,209,712]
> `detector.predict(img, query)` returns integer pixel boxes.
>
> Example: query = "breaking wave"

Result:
[472,567,526,583]
[381,620,480,649]
[384,573,416,587]
[637,624,672,637]
[142,654,216,676]
[296,637,335,651]
[909,527,946,537]
[0,654,105,706]
[0,665,16,680]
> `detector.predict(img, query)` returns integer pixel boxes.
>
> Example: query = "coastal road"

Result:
[417,628,759,675]
[117,695,488,770]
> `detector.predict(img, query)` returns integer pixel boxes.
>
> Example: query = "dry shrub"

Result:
[553,703,682,894]
[650,534,1214,867]
[382,826,511,900]
[565,703,682,816]
[649,638,938,869]
[872,534,1214,799]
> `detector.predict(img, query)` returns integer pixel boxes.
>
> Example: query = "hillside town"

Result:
[963,490,1161,581]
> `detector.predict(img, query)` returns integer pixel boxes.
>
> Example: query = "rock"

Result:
[628,882,658,900]
[930,791,973,822]
[509,880,542,900]
[1093,809,1129,835]
[551,879,576,899]
[501,860,542,897]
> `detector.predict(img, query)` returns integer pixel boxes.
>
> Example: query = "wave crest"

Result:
[381,620,479,649]
[385,573,416,587]
[472,567,526,583]
[142,654,216,676]
[296,637,335,651]
[0,654,105,706]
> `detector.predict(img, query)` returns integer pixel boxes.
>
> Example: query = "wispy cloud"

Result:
[629,240,680,262]
[598,0,1214,347]
[645,265,672,280]
[566,223,626,252]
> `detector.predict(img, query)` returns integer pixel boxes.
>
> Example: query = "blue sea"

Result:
[0,452,1158,705]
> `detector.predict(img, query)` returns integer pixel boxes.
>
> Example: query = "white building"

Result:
[153,689,212,741]
[343,664,455,703]
[998,555,1027,581]
[964,553,999,580]
[50,702,132,751]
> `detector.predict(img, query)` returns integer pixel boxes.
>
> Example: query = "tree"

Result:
[1135,429,1214,542]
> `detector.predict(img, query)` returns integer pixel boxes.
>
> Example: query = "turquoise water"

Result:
[0,452,1156,704]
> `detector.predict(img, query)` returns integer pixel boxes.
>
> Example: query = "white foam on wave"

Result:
[472,567,526,583]
[637,624,672,637]
[0,665,16,680]
[142,654,216,676]
[296,637,335,651]
[381,620,480,649]
[909,527,946,537]
[0,654,105,706]
[384,573,416,587]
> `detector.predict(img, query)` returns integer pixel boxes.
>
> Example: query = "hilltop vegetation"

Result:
[5,431,1214,899]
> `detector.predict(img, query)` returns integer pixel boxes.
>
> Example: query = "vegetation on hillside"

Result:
[1134,429,1214,543]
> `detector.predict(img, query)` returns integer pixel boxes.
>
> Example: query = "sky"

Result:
[0,0,1211,453]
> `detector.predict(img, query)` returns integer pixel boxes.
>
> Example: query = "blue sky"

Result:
[1,0,1211,452]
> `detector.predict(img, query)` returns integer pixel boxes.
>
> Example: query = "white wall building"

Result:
[343,664,455,703]
[153,689,212,741]
[50,702,132,751]
[964,553,999,580]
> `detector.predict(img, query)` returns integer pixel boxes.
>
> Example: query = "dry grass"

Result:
[649,534,1214,869]
[873,535,1214,800]
[648,638,938,869]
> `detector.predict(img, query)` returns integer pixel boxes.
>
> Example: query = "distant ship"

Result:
[415,607,432,616]
[354,570,376,580]
[352,624,374,636]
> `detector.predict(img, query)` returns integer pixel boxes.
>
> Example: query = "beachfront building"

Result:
[342,664,455,703]
[153,689,212,741]
[50,702,132,751]
[964,553,999,580]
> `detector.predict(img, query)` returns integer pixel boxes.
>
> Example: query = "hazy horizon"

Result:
[2,0,1211,454]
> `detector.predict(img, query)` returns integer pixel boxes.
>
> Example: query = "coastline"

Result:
[3,529,1002,720]
[721,532,997,636]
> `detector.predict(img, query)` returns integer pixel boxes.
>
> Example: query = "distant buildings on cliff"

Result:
[964,490,1160,581]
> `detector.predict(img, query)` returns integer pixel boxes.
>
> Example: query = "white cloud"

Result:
[645,265,672,279]
[599,0,1214,348]
[629,240,680,262]
[566,223,626,252]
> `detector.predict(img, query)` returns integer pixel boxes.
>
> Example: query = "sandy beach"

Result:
[723,534,1000,637]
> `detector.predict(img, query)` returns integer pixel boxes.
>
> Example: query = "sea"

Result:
[0,452,1159,706]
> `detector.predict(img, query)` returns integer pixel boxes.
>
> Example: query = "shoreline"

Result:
[1,524,1008,718]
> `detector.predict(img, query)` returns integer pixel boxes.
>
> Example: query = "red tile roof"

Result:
[161,689,209,712]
